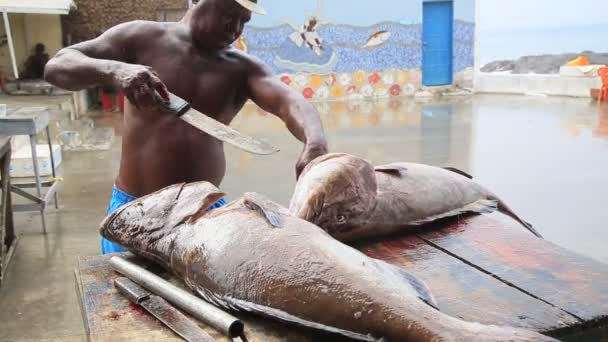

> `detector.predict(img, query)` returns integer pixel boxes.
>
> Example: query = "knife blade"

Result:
[161,92,280,155]
[114,277,216,342]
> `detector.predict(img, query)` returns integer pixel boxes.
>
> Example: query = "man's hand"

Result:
[296,143,328,179]
[111,64,170,109]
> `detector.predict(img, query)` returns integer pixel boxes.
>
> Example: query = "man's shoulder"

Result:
[107,20,170,39]
[225,48,271,75]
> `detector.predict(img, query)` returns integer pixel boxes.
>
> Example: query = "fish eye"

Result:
[336,215,346,224]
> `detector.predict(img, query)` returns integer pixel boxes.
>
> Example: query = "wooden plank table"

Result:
[0,135,16,289]
[75,212,608,341]
[357,214,608,339]
[75,254,335,342]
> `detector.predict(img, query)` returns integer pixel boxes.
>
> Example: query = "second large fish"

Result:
[289,153,541,242]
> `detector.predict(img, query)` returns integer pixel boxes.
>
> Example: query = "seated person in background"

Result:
[0,67,11,94]
[22,43,50,80]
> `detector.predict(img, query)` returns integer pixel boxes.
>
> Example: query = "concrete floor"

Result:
[1,94,607,341]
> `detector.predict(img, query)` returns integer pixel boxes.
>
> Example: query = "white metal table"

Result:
[0,107,60,234]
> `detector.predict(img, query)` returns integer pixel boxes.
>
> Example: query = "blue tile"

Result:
[242,21,473,75]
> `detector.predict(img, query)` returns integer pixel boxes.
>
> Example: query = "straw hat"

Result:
[233,0,266,14]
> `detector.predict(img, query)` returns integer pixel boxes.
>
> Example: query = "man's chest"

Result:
[137,49,248,118]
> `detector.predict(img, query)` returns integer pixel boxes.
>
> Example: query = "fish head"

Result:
[100,182,226,249]
[289,153,378,236]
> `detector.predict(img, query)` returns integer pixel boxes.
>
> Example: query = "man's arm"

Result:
[246,58,328,178]
[44,21,168,107]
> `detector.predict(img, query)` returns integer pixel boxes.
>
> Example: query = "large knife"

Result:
[114,277,216,342]
[161,92,280,155]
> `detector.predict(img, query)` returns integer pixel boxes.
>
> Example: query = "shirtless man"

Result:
[44,0,328,254]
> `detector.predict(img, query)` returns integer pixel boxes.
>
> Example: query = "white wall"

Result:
[0,14,27,77]
[0,13,63,79]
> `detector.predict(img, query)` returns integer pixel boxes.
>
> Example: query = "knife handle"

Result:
[115,277,151,304]
[160,92,191,117]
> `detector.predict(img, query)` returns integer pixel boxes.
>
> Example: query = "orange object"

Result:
[593,104,608,138]
[102,92,114,112]
[118,93,125,112]
[331,85,345,98]
[598,67,608,104]
[566,55,590,67]
[309,74,323,89]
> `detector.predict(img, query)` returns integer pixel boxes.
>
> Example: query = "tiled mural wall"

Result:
[239,0,475,100]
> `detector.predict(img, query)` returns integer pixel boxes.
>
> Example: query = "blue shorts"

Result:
[101,185,227,254]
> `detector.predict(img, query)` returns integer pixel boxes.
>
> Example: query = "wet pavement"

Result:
[1,94,607,341]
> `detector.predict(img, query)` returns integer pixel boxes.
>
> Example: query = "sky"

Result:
[244,0,607,62]
[479,0,608,32]
[248,0,475,27]
[248,0,608,30]
[478,0,608,63]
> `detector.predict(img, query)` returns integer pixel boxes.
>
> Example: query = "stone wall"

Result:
[62,0,189,44]
[474,72,602,98]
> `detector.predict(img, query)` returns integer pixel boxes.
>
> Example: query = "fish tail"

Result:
[488,194,543,238]
[452,321,559,341]
[423,312,560,342]
[384,306,557,342]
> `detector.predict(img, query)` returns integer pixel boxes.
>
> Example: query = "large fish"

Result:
[289,153,541,243]
[100,181,555,341]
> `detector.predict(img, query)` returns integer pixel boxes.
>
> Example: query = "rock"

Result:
[481,52,608,74]
[481,60,516,73]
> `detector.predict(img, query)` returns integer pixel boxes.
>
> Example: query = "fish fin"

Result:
[384,262,438,310]
[195,287,241,312]
[243,192,289,228]
[195,288,377,342]
[374,164,408,178]
[175,182,227,224]
[291,191,325,224]
[409,199,499,225]
[443,167,473,179]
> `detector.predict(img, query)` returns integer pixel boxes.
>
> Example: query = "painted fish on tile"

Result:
[101,182,555,342]
[361,30,391,49]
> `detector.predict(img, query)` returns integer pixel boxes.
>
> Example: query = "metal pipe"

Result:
[110,256,244,338]
[2,11,18,79]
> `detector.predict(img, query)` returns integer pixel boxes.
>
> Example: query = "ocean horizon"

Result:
[479,24,608,65]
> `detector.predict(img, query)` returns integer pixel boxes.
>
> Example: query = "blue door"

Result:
[422,1,454,86]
